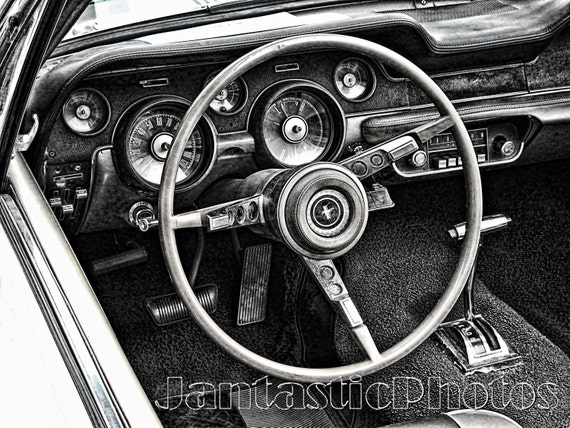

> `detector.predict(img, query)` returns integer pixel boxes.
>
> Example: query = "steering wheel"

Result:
[159,34,482,382]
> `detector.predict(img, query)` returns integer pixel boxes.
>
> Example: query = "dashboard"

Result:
[28,8,570,234]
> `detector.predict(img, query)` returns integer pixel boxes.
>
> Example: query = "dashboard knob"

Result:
[410,150,428,167]
[493,136,516,157]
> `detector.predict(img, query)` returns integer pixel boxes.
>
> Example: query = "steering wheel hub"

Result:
[274,163,368,259]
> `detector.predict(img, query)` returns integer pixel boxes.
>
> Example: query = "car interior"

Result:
[14,0,570,426]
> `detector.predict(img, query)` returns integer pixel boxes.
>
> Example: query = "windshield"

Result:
[65,0,230,39]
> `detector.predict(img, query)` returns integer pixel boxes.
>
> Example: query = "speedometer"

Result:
[126,110,202,186]
[115,97,213,191]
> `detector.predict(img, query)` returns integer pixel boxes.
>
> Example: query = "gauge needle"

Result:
[176,167,186,182]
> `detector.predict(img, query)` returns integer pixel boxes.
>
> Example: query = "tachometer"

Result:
[62,88,111,136]
[115,97,212,191]
[252,82,344,168]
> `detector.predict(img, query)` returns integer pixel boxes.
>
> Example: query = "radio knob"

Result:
[410,150,428,167]
[493,136,516,157]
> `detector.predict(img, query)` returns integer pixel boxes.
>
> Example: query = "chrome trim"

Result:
[15,113,39,152]
[0,193,124,426]
[7,154,161,427]
[0,213,92,427]
[216,130,255,156]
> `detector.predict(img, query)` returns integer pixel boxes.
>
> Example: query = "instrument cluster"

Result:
[59,55,379,195]
[50,53,383,232]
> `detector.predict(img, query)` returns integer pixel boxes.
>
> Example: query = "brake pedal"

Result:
[146,284,218,326]
[237,244,272,326]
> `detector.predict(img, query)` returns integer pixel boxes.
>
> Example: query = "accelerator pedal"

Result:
[146,284,218,326]
[237,244,272,326]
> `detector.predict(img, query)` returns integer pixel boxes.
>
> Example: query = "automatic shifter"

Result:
[436,214,523,374]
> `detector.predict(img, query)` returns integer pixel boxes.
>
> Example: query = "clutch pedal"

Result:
[146,284,218,326]
[237,243,272,326]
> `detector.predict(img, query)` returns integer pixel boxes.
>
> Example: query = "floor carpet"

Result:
[70,158,570,427]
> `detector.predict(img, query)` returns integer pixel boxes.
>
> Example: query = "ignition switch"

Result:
[128,201,158,231]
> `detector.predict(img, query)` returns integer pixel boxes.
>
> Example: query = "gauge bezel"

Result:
[332,57,377,103]
[62,88,111,136]
[249,80,346,169]
[112,95,216,193]
[204,71,249,116]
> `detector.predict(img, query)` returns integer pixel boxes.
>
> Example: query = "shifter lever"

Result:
[436,214,522,374]
[448,214,511,321]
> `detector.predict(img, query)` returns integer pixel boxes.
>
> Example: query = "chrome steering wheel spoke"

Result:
[342,115,454,181]
[172,194,265,231]
[302,257,381,362]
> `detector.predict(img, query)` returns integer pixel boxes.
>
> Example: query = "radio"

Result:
[394,121,523,177]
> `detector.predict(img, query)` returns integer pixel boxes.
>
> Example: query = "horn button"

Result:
[275,163,369,259]
[307,189,350,236]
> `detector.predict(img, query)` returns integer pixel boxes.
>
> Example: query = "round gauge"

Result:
[62,88,111,135]
[333,58,376,102]
[122,102,206,190]
[259,88,334,167]
[205,72,248,115]
[251,83,345,169]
